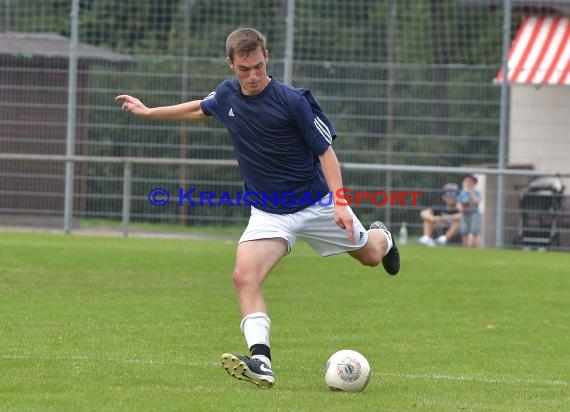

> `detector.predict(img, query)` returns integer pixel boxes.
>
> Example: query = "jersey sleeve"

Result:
[199,90,218,117]
[291,89,337,156]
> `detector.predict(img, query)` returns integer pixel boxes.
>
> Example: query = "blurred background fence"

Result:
[1,0,570,250]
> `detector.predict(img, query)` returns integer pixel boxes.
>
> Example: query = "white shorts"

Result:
[238,202,369,256]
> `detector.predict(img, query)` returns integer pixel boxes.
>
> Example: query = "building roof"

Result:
[0,32,130,61]
[495,16,570,85]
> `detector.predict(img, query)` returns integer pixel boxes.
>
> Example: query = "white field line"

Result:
[376,371,567,387]
[1,354,567,387]
[1,354,169,365]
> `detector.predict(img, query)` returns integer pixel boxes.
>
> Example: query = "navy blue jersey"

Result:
[200,79,336,214]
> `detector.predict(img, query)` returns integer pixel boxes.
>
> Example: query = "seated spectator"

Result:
[418,183,461,247]
[458,173,482,248]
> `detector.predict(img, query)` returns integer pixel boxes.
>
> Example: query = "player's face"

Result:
[227,48,270,96]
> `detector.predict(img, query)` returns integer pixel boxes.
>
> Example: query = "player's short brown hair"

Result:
[226,28,267,62]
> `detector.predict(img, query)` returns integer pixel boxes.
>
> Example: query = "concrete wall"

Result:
[509,85,570,190]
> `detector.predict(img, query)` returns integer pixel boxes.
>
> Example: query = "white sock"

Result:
[240,312,271,366]
[252,354,271,367]
[370,228,393,256]
[381,229,394,256]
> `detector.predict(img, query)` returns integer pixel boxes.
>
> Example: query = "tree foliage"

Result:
[4,0,508,224]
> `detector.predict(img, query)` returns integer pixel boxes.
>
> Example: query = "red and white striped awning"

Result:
[496,16,570,85]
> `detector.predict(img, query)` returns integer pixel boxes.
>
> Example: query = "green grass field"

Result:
[1,232,568,411]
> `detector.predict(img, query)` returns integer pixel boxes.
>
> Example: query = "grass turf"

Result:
[0,232,568,411]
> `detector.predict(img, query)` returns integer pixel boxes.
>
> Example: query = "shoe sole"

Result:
[220,353,275,388]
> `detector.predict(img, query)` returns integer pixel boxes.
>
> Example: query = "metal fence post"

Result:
[122,161,132,237]
[496,0,512,247]
[283,0,295,85]
[63,0,79,234]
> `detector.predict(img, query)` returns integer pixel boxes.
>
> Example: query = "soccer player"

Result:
[115,27,399,388]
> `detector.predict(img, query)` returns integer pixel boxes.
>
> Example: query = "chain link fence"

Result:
[1,0,569,250]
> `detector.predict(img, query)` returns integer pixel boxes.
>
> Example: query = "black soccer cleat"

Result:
[370,221,400,275]
[220,353,275,388]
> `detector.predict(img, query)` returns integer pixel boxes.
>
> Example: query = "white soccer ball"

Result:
[323,349,371,392]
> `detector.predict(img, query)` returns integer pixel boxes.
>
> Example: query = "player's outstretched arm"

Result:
[115,94,207,121]
[319,146,355,243]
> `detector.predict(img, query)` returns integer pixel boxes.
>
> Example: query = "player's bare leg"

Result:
[232,238,288,316]
[221,238,287,388]
[349,222,400,275]
[348,230,386,266]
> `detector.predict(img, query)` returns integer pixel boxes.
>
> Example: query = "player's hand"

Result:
[115,94,150,117]
[334,205,355,243]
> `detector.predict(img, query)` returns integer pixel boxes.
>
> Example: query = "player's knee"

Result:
[232,267,247,288]
[232,266,260,290]
[358,250,381,267]
[365,256,382,267]
[351,237,384,267]
[361,260,379,268]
